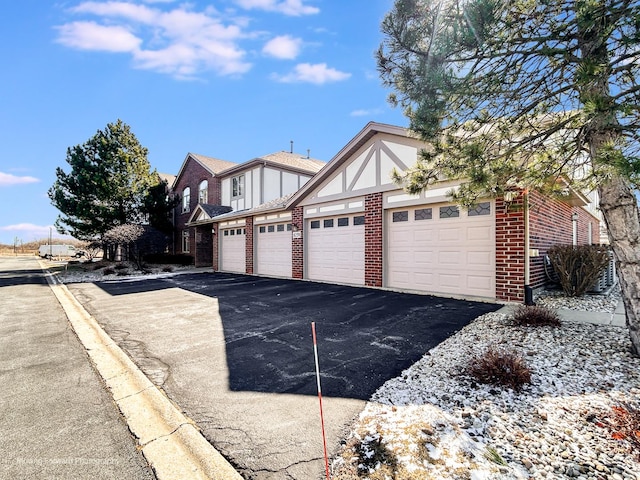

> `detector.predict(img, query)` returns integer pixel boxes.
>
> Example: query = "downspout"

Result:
[523,190,534,305]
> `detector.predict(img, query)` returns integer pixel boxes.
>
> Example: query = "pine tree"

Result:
[378,0,640,353]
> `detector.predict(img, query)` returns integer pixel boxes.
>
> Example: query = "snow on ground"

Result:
[332,287,640,480]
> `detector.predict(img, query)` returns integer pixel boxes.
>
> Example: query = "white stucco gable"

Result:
[299,126,421,206]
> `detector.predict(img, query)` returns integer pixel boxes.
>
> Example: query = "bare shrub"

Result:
[547,244,611,297]
[512,305,561,327]
[468,346,532,391]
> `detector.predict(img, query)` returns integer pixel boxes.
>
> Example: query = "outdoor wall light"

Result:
[571,212,579,222]
[291,224,300,232]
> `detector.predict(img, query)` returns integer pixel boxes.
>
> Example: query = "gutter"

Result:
[524,190,534,305]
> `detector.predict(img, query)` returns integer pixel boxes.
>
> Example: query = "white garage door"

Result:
[255,222,292,277]
[386,202,495,298]
[306,215,365,285]
[220,227,246,273]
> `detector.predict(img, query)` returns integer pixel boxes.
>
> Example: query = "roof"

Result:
[218,151,325,177]
[260,151,325,172]
[200,204,233,217]
[190,153,237,174]
[186,204,234,226]
[208,194,294,223]
[172,153,237,189]
[157,172,176,186]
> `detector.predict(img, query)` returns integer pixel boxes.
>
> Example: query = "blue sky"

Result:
[0,0,407,245]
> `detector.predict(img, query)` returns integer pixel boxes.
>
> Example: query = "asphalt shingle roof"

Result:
[190,153,237,174]
[259,151,325,173]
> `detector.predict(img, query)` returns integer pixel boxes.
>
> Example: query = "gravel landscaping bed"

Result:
[333,287,640,480]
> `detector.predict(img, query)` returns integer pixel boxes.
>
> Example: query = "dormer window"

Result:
[198,180,208,204]
[182,187,191,213]
[232,174,244,198]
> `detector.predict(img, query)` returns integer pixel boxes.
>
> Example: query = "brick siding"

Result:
[495,195,526,302]
[292,206,304,279]
[528,190,601,288]
[245,216,254,274]
[171,157,222,255]
[212,223,219,271]
[364,193,383,287]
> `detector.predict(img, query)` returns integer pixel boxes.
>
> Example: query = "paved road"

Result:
[67,272,499,479]
[0,256,155,480]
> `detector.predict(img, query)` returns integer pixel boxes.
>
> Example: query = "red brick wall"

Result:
[194,225,213,267]
[245,216,254,274]
[171,157,222,254]
[365,193,383,287]
[212,223,219,271]
[292,207,304,279]
[495,195,526,302]
[528,190,601,288]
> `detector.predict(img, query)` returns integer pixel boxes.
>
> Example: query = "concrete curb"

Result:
[41,266,242,480]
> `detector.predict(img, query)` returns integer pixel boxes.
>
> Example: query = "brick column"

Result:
[365,193,383,287]
[245,216,254,274]
[292,206,304,279]
[212,223,219,271]
[495,195,525,302]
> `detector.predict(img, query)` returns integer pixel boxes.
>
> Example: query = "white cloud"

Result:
[0,172,40,187]
[272,63,351,84]
[262,35,302,59]
[56,2,251,78]
[350,108,383,117]
[235,0,319,16]
[56,21,141,52]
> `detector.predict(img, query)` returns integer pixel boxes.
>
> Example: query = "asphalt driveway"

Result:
[67,272,499,479]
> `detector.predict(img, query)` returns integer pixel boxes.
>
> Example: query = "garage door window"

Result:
[338,217,349,227]
[268,225,275,232]
[311,220,320,229]
[324,219,334,228]
[415,208,433,220]
[468,202,491,216]
[392,211,409,222]
[354,215,365,226]
[259,226,266,233]
[439,206,460,218]
[277,224,285,232]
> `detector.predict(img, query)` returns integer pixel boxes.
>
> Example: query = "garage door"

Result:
[386,202,495,298]
[306,215,365,285]
[255,222,292,277]
[220,227,246,273]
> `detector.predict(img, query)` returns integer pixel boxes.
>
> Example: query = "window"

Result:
[268,225,275,233]
[277,224,285,232]
[415,208,432,221]
[259,226,266,233]
[353,216,365,226]
[338,217,349,227]
[286,224,292,231]
[310,220,320,229]
[468,202,491,216]
[392,211,409,222]
[439,206,460,218]
[323,219,334,228]
[223,230,229,236]
[182,187,191,213]
[182,230,190,252]
[232,175,244,198]
[236,228,243,235]
[198,180,208,204]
